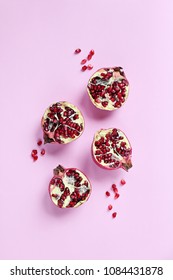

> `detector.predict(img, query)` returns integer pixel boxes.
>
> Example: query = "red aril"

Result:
[87,64,93,70]
[81,59,87,65]
[121,179,126,185]
[49,165,91,208]
[112,184,118,193]
[108,204,113,210]
[87,67,129,110]
[112,212,117,218]
[37,140,42,146]
[92,128,132,171]
[41,149,45,155]
[89,49,95,56]
[74,48,81,54]
[41,101,84,144]
[105,191,110,197]
[81,65,87,71]
[31,149,37,156]
[32,155,38,161]
[114,193,120,199]
[87,54,92,60]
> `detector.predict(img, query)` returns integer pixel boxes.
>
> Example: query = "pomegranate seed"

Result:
[87,64,93,70]
[89,49,95,56]
[37,140,42,146]
[81,65,87,71]
[81,59,87,65]
[31,149,37,156]
[121,179,126,185]
[41,149,45,155]
[32,155,38,161]
[114,193,120,199]
[87,54,92,60]
[112,212,117,218]
[74,48,81,54]
[112,184,118,193]
[108,204,112,210]
[105,191,110,197]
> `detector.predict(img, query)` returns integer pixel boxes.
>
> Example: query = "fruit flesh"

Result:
[41,101,84,144]
[87,67,129,111]
[92,128,132,171]
[49,165,91,208]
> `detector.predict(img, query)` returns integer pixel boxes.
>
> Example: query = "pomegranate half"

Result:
[87,67,129,110]
[41,101,84,144]
[49,165,91,208]
[92,128,132,171]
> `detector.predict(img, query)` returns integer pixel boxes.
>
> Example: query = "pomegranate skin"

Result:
[49,165,92,208]
[92,128,132,172]
[41,101,85,144]
[87,67,129,111]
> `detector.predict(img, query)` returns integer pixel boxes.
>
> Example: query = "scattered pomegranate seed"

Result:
[37,140,42,146]
[74,48,81,54]
[114,193,120,199]
[112,184,118,193]
[81,65,87,71]
[87,54,92,60]
[32,155,38,161]
[121,179,126,185]
[89,49,95,56]
[112,212,117,218]
[87,64,93,70]
[41,149,45,155]
[108,204,113,210]
[31,149,37,156]
[105,191,110,197]
[81,59,87,65]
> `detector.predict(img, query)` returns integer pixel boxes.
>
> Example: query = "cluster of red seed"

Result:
[105,179,126,218]
[74,48,94,71]
[31,139,45,162]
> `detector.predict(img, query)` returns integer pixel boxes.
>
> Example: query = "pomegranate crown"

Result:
[53,165,65,176]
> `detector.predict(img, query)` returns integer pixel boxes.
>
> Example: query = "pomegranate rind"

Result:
[49,165,92,209]
[92,128,132,171]
[41,101,85,144]
[87,67,129,111]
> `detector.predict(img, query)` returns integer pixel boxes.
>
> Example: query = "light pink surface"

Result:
[0,0,173,260]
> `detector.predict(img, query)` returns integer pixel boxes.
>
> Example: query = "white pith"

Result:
[50,169,91,208]
[42,101,84,144]
[87,68,129,111]
[93,128,131,168]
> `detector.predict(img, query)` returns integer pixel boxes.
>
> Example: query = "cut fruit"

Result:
[92,128,132,171]
[41,101,84,144]
[87,67,129,111]
[49,165,91,208]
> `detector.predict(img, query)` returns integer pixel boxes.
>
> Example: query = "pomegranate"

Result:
[41,101,84,144]
[92,128,132,171]
[87,67,129,110]
[49,165,91,208]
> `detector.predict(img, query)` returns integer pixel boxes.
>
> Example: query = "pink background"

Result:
[0,0,173,260]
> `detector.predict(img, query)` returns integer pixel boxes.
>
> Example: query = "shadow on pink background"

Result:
[0,0,173,259]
